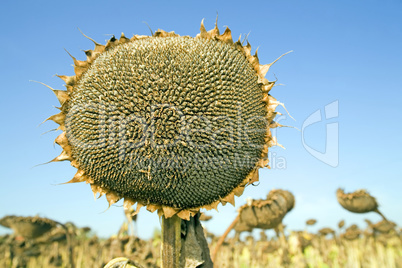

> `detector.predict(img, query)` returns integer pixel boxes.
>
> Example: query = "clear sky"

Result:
[1,0,401,239]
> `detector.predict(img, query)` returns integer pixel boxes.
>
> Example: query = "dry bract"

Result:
[199,213,213,222]
[45,20,287,220]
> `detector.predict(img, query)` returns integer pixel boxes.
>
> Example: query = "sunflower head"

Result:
[45,20,288,220]
[267,189,295,212]
[372,220,396,234]
[306,219,317,226]
[318,227,335,236]
[234,189,291,232]
[341,224,361,240]
[336,188,379,214]
[0,215,57,239]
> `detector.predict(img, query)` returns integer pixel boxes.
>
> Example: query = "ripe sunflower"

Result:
[45,20,288,220]
[336,188,387,220]
[0,215,57,239]
[234,189,294,232]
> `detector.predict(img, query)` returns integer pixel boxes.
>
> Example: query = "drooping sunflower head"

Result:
[341,224,361,241]
[45,20,288,220]
[234,189,293,232]
[267,189,295,212]
[0,215,57,239]
[306,219,317,226]
[318,227,335,236]
[336,188,379,214]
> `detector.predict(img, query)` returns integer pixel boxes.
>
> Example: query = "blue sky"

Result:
[1,0,401,239]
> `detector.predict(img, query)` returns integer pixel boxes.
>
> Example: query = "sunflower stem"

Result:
[161,215,181,268]
[211,214,239,263]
